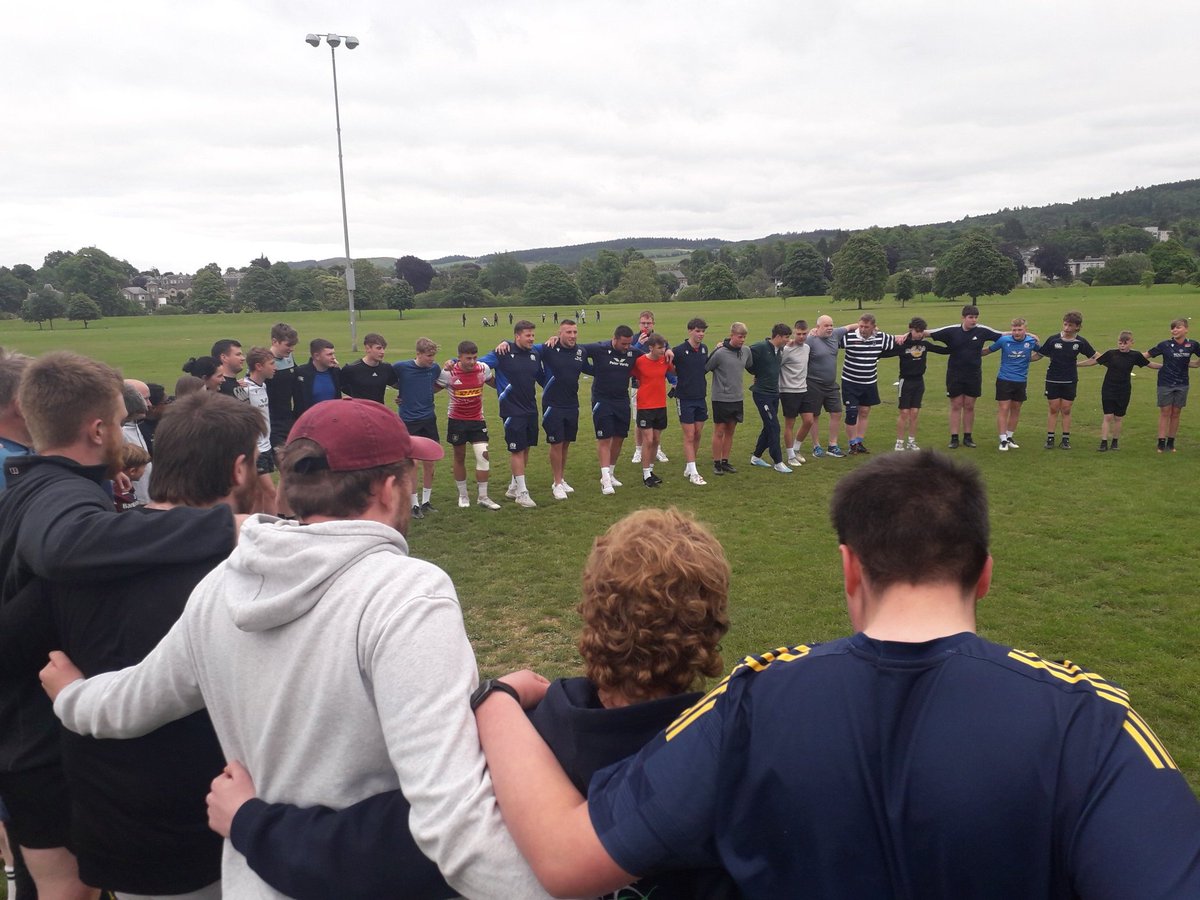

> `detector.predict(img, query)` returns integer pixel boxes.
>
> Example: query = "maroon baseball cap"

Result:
[287,399,443,471]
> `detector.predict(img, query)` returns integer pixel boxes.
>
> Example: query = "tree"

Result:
[1141,270,1155,291]
[998,217,1027,242]
[445,274,488,308]
[894,270,916,306]
[656,271,680,301]
[250,255,272,269]
[699,263,739,301]
[382,280,415,313]
[43,249,75,270]
[0,271,28,314]
[915,274,933,296]
[190,269,232,314]
[480,253,528,295]
[1093,253,1152,286]
[1102,225,1156,256]
[67,293,103,328]
[10,263,36,286]
[394,256,436,293]
[576,258,603,298]
[831,234,888,310]
[779,242,828,296]
[236,266,288,312]
[352,260,387,310]
[55,247,137,316]
[1032,243,1070,282]
[316,273,348,310]
[934,233,1018,301]
[736,243,761,277]
[23,288,67,330]
[270,261,296,300]
[1147,240,1196,284]
[610,259,660,305]
[523,264,581,307]
[595,250,624,294]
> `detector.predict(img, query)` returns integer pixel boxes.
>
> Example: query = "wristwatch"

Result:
[470,678,521,712]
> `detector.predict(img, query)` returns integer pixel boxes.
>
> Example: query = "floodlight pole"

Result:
[307,32,360,351]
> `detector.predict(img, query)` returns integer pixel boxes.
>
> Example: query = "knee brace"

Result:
[472,442,490,472]
[844,404,859,426]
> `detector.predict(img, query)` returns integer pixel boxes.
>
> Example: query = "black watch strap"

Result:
[470,678,521,712]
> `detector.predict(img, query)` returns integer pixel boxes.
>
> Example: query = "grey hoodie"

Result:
[704,339,752,402]
[55,516,552,900]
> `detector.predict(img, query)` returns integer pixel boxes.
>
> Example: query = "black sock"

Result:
[1158,438,1167,448]
[964,432,973,441]
[1063,432,1070,440]
[1047,432,1055,442]
[1111,438,1119,448]
[1167,437,1175,448]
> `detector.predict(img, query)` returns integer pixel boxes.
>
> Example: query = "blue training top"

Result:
[587,631,1200,899]
[480,343,542,417]
[990,334,1040,383]
[1148,338,1200,387]
[392,359,441,422]
[584,341,642,404]
[536,342,587,409]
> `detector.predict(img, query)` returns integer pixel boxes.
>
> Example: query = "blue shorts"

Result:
[542,406,579,444]
[676,397,708,424]
[842,381,881,409]
[504,415,539,452]
[592,400,631,439]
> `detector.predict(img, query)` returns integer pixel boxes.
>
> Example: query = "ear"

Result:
[230,454,251,489]
[974,555,993,602]
[85,416,106,447]
[840,544,867,629]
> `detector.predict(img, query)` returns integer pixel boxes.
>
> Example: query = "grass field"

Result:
[3,284,1199,791]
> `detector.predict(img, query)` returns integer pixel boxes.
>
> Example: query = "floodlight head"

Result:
[344,35,360,49]
[326,34,342,47]
[305,34,321,47]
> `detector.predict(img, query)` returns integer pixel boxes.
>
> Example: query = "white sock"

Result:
[478,482,489,499]
[1006,431,1014,440]
[643,467,653,479]
[601,466,610,479]
[422,487,432,504]
[684,461,697,475]
[515,475,527,493]
[411,493,420,507]
[791,441,802,453]
[456,480,468,498]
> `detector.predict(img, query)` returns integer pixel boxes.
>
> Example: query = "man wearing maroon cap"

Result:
[40,400,555,899]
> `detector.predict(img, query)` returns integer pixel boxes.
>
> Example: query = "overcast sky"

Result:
[4,0,1197,274]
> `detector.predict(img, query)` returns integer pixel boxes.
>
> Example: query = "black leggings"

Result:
[752,390,782,464]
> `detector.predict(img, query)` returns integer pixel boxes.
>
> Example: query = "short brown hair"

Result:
[415,337,438,355]
[1119,330,1133,342]
[271,323,298,344]
[246,347,273,372]
[771,323,792,338]
[793,319,808,330]
[1011,317,1027,327]
[175,375,204,397]
[0,349,31,409]
[857,314,876,326]
[279,439,411,519]
[458,340,479,356]
[646,332,668,349]
[730,322,748,336]
[1170,318,1187,330]
[309,338,334,358]
[121,444,151,470]
[513,320,535,335]
[19,352,123,450]
[1063,311,1083,328]
[363,333,387,348]
[687,317,707,330]
[578,508,730,702]
[149,392,264,506]
[831,451,989,593]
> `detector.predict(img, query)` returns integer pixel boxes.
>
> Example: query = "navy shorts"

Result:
[676,397,708,424]
[504,415,539,452]
[946,371,983,399]
[842,381,881,409]
[1044,381,1077,402]
[542,406,579,444]
[592,401,631,439]
[0,764,72,849]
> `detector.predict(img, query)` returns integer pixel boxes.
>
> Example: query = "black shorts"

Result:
[542,406,578,444]
[1102,388,1132,417]
[946,371,983,399]
[255,448,277,476]
[780,391,808,419]
[0,764,72,849]
[447,417,489,445]
[841,381,881,409]
[636,408,668,431]
[404,417,440,442]
[805,380,841,415]
[898,378,925,410]
[503,415,539,452]
[592,401,631,440]
[1044,381,1077,402]
[711,400,744,425]
[995,379,1028,403]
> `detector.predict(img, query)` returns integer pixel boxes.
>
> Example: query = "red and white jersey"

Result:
[438,361,491,421]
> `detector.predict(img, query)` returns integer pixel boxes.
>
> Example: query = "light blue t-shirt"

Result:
[0,436,33,492]
[991,334,1040,383]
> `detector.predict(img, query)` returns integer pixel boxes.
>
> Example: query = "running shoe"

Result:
[477,497,501,510]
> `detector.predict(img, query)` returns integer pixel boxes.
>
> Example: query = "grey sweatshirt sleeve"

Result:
[360,585,556,900]
[53,611,204,738]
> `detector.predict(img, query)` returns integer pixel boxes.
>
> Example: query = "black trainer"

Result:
[962,436,977,448]
[421,501,437,513]
[721,460,738,473]
[1060,438,1071,450]
[411,504,424,520]
[644,476,659,488]
[1098,440,1108,452]
[713,461,725,476]
[948,436,960,449]
[856,442,870,454]
[1045,436,1056,449]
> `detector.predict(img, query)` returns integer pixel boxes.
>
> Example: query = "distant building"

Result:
[120,286,152,309]
[1143,226,1172,242]
[1067,257,1107,278]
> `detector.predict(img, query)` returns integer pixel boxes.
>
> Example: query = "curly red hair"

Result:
[578,507,730,703]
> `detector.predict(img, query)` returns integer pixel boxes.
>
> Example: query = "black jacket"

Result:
[291,362,342,417]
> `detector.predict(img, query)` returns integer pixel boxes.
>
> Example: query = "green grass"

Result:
[3,284,1199,791]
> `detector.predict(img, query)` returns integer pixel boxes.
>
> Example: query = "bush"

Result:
[152,304,186,315]
[676,285,702,303]
[287,297,323,312]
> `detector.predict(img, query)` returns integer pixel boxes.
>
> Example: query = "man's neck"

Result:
[146,497,227,511]
[856,583,977,643]
[33,444,103,468]
[312,360,329,373]
[361,356,380,367]
[248,373,266,387]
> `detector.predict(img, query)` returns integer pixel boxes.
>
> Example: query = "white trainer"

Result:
[656,448,669,462]
[1006,438,1020,449]
[788,452,806,465]
[999,441,1009,452]
[561,481,574,493]
[906,438,920,451]
[515,491,537,508]
[631,448,643,463]
[458,495,470,508]
[750,456,771,468]
[609,474,623,488]
[687,472,708,485]
[477,497,501,510]
[551,482,568,501]
[894,440,905,452]
[772,462,793,473]
[504,484,518,500]
[600,478,615,496]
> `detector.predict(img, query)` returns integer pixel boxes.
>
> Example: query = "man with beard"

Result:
[2,391,261,899]
[0,352,239,900]
[43,399,555,900]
